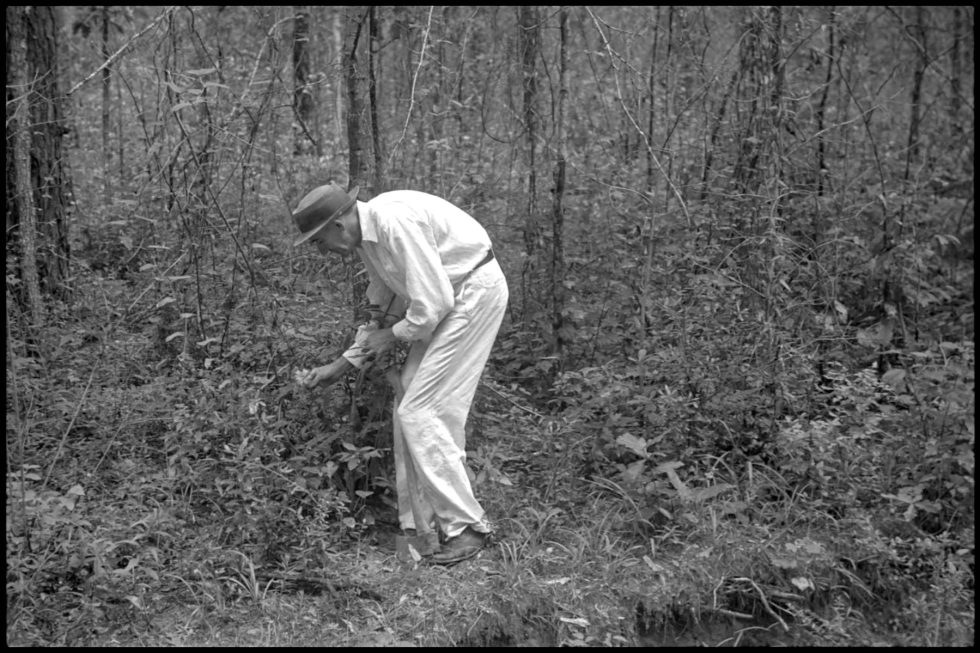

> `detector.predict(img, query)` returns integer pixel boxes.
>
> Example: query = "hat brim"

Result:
[292,185,359,247]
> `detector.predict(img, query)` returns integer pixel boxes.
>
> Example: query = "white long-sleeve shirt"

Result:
[351,190,493,344]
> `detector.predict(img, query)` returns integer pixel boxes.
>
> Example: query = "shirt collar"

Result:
[356,200,379,245]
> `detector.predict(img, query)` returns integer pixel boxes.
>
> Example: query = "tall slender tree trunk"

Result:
[309,8,323,157]
[333,9,344,149]
[898,6,928,243]
[368,6,383,194]
[116,65,124,182]
[949,7,962,135]
[25,5,72,299]
[700,67,737,201]
[660,6,674,213]
[767,5,784,190]
[341,5,373,347]
[732,6,783,200]
[646,6,660,194]
[428,12,447,194]
[518,5,540,327]
[7,6,44,326]
[293,8,315,156]
[101,5,112,203]
[343,6,370,193]
[811,7,836,253]
[551,7,569,365]
[163,10,179,214]
[815,7,835,197]
[904,6,927,180]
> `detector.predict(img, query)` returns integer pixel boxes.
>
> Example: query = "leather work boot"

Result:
[430,526,486,565]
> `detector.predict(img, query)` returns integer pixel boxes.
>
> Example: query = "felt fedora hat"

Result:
[292,182,360,246]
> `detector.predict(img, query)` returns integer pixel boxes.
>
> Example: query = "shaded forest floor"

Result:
[6,203,974,647]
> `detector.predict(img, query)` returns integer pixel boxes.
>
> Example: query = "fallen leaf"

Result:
[880,368,906,388]
[408,544,422,563]
[616,433,649,457]
[790,576,814,591]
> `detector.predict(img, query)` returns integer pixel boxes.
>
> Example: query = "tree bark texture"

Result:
[551,7,569,363]
[368,6,384,194]
[646,6,660,194]
[904,6,927,179]
[293,8,315,156]
[6,5,73,301]
[101,5,112,203]
[343,6,370,194]
[332,9,344,151]
[517,5,541,327]
[815,7,835,197]
[732,6,783,199]
[6,6,45,325]
[949,7,962,134]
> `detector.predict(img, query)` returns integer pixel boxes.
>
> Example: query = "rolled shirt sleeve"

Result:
[384,218,455,342]
[342,322,377,368]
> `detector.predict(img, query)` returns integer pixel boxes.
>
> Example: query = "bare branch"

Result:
[67,6,178,96]
[584,7,690,226]
[386,5,435,170]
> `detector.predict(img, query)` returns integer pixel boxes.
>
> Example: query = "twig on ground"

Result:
[712,607,756,621]
[43,358,102,490]
[731,577,789,632]
[481,382,546,419]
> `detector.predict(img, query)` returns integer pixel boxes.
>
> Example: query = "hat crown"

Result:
[292,183,359,246]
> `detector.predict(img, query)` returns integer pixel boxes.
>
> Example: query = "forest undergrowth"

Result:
[6,187,974,646]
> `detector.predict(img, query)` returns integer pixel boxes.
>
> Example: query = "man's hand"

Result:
[295,357,354,388]
[361,327,397,359]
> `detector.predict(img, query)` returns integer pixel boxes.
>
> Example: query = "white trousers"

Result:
[392,259,508,539]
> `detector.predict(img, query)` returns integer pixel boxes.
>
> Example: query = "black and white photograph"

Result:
[6,5,973,646]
